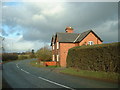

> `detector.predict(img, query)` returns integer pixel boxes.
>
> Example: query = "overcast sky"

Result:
[1,0,119,52]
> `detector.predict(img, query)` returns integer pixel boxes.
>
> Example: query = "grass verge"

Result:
[60,68,119,83]
[46,66,60,68]
[29,60,60,68]
[29,60,45,68]
[29,61,119,83]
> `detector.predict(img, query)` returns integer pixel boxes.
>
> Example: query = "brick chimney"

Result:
[65,27,74,33]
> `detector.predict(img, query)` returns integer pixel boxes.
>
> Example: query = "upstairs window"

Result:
[57,42,59,49]
[88,41,94,45]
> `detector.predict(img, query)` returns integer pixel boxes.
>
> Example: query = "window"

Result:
[52,44,54,50]
[57,42,59,49]
[52,55,55,61]
[88,41,94,45]
[57,55,59,61]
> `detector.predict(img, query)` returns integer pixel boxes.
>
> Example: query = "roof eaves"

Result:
[77,30,92,42]
[77,30,103,42]
[50,35,55,46]
[91,31,103,42]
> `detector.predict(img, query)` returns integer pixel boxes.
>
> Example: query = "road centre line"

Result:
[17,65,19,68]
[38,76,75,90]
[16,63,75,90]
[21,69,30,74]
[16,64,19,68]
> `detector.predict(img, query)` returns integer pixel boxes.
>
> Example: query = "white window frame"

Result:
[88,41,94,45]
[52,55,55,61]
[57,42,59,49]
[57,55,59,61]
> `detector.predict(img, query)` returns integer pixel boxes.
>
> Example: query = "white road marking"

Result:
[16,62,74,89]
[21,68,30,74]
[38,76,75,90]
[16,64,19,68]
[16,65,19,68]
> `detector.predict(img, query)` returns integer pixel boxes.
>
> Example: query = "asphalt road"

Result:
[3,59,118,89]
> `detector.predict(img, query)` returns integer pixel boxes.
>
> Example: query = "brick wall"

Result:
[59,43,76,67]
[79,32,102,46]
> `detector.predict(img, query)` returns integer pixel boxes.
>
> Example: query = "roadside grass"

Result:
[29,60,45,68]
[60,68,119,83]
[29,60,119,82]
[46,65,60,68]
[29,60,60,68]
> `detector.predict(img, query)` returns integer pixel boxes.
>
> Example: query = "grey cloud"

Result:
[2,2,118,44]
[62,2,117,30]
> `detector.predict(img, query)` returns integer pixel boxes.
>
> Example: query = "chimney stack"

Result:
[65,27,74,33]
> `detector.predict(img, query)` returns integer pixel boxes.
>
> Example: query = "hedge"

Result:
[66,42,120,73]
[2,53,18,61]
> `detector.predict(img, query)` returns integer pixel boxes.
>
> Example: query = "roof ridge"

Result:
[81,30,92,33]
[56,32,80,34]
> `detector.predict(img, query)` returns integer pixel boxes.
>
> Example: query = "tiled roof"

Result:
[51,30,102,44]
[76,30,92,42]
[56,32,79,43]
[56,30,93,43]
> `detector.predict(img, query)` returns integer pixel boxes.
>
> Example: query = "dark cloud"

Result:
[2,2,118,51]
[62,2,117,30]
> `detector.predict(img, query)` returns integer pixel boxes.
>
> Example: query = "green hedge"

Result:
[66,42,120,73]
[2,53,18,61]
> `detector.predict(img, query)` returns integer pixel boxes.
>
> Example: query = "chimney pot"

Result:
[65,27,74,33]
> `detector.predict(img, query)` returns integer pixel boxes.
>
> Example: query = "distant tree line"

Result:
[2,53,18,61]
[2,49,36,61]
[2,46,52,62]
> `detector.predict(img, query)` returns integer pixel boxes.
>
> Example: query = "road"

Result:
[3,59,118,89]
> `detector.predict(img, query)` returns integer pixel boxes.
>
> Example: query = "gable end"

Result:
[77,30,103,43]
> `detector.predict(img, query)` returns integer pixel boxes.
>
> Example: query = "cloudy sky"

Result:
[1,0,119,52]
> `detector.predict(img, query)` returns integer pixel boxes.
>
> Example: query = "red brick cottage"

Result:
[51,27,103,67]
